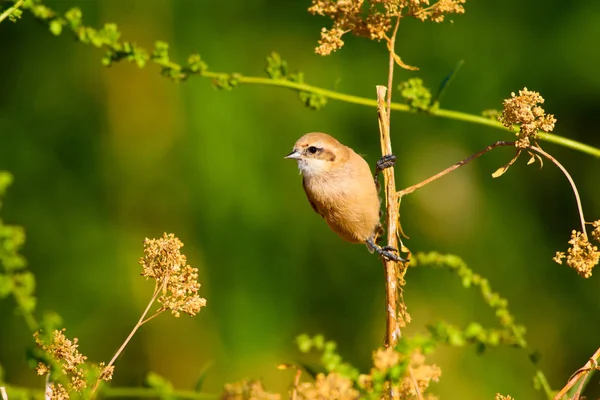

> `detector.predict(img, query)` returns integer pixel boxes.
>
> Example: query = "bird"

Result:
[285,132,404,262]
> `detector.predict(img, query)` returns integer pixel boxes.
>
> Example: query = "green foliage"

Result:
[397,78,432,111]
[0,172,37,329]
[265,52,328,110]
[296,334,360,379]
[146,371,175,399]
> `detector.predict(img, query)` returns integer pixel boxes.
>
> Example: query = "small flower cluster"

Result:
[496,395,514,400]
[140,233,206,317]
[297,373,359,400]
[358,347,441,399]
[221,379,281,400]
[554,224,600,278]
[499,88,556,148]
[308,0,465,56]
[34,329,114,399]
[35,329,88,392]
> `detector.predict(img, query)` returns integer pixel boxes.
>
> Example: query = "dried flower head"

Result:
[590,220,600,243]
[309,0,465,56]
[140,233,207,317]
[297,373,359,400]
[398,350,441,399]
[500,88,556,148]
[373,347,401,371]
[98,362,115,381]
[496,395,514,400]
[554,230,600,278]
[359,347,440,399]
[222,379,281,400]
[47,383,69,400]
[35,329,88,392]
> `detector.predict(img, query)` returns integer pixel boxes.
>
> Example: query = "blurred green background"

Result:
[1,0,599,398]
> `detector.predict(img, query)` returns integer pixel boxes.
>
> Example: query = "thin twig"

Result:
[90,278,167,396]
[398,141,516,197]
[0,386,8,400]
[386,16,401,126]
[408,366,424,400]
[527,146,587,236]
[553,347,600,399]
[291,368,302,400]
[0,0,23,24]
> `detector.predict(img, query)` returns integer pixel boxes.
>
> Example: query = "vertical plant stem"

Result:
[377,86,401,347]
[376,15,403,349]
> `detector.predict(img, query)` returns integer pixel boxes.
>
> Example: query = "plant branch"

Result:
[0,0,23,24]
[554,347,600,400]
[91,280,165,396]
[11,1,600,158]
[398,141,516,197]
[527,146,587,235]
[377,86,402,347]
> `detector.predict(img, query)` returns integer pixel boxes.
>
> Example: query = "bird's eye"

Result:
[307,146,318,154]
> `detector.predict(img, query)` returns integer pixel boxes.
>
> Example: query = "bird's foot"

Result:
[376,154,396,173]
[366,237,406,262]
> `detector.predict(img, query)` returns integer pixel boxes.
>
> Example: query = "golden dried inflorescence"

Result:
[297,373,359,400]
[34,329,114,398]
[35,329,88,392]
[222,379,281,400]
[500,88,556,148]
[554,228,600,278]
[591,220,600,243]
[309,0,466,56]
[46,383,69,400]
[359,347,441,399]
[140,233,207,317]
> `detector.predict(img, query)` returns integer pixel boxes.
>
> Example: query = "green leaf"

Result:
[193,360,214,392]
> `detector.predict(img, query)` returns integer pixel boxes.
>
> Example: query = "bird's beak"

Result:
[284,150,302,160]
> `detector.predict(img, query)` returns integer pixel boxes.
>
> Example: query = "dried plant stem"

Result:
[291,368,302,400]
[398,141,516,198]
[408,366,424,400]
[0,386,7,400]
[377,86,401,347]
[553,347,600,400]
[374,15,404,349]
[0,0,23,24]
[527,146,587,235]
[91,279,166,396]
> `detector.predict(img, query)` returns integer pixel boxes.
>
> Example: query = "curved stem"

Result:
[527,146,587,235]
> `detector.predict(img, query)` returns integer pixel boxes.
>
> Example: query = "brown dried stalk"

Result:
[376,86,402,348]
[553,347,600,400]
[397,141,516,198]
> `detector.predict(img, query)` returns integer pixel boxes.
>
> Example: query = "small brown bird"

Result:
[285,132,404,261]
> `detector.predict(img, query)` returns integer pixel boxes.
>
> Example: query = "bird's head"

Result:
[284,132,347,177]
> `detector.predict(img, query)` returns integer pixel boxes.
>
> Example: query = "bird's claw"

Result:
[367,237,406,262]
[376,154,396,172]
